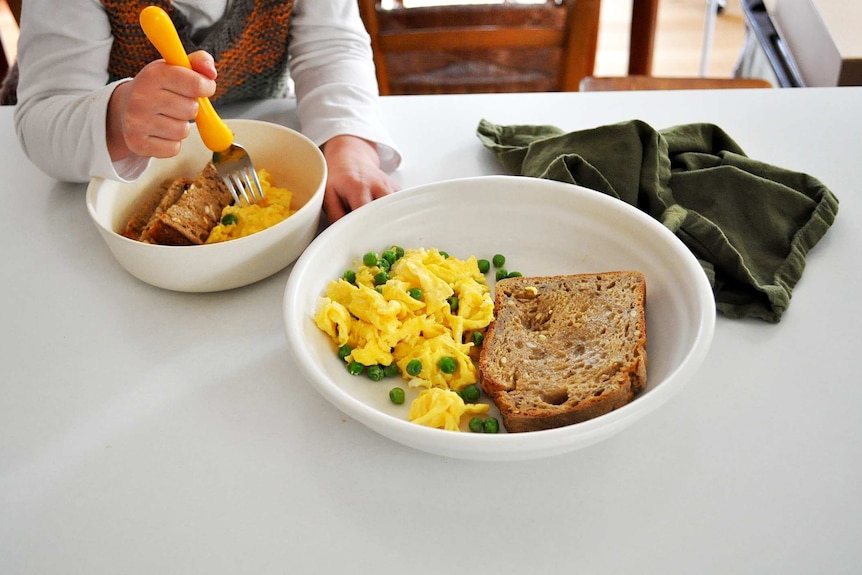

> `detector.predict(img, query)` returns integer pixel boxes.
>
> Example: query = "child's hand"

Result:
[321,135,399,223]
[106,51,217,162]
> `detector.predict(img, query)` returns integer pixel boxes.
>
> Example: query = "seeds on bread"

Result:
[478,272,647,433]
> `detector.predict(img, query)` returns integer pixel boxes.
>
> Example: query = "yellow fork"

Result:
[139,6,264,205]
[139,5,233,153]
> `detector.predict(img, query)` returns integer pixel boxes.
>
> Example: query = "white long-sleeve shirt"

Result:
[13,0,401,183]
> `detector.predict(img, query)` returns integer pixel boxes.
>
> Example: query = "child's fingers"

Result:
[188,50,218,81]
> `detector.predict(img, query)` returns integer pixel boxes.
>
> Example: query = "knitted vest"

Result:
[102,0,294,105]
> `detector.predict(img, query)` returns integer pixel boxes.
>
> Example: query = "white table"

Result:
[2,88,861,574]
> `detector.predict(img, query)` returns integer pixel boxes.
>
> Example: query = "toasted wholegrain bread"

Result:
[142,162,233,246]
[119,177,191,242]
[478,272,647,433]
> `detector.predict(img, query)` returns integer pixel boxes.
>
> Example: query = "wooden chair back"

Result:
[358,0,601,95]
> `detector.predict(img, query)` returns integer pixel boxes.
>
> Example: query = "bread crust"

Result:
[478,272,647,433]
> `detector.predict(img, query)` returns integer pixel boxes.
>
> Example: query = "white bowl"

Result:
[87,119,326,292]
[283,176,715,461]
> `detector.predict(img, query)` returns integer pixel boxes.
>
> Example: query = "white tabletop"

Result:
[2,88,861,574]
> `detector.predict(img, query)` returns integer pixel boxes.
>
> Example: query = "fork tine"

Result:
[246,167,265,204]
[239,170,258,206]
[223,173,243,206]
[222,175,241,205]
[212,144,264,206]
[230,172,253,206]
[234,173,250,206]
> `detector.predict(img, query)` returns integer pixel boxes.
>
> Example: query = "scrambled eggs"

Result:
[206,169,294,243]
[409,388,489,431]
[314,247,496,430]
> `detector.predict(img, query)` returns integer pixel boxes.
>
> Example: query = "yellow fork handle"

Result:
[139,5,233,153]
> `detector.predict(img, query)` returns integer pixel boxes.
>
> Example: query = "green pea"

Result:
[363,252,378,267]
[483,417,500,433]
[342,269,356,284]
[461,383,481,403]
[406,359,422,377]
[495,269,509,281]
[389,387,406,405]
[439,250,449,258]
[447,295,459,312]
[374,271,389,286]
[347,361,364,376]
[507,271,522,278]
[367,365,385,381]
[492,254,506,268]
[337,344,353,360]
[438,356,457,374]
[408,287,423,300]
[220,213,238,226]
[378,258,391,271]
[471,331,484,347]
[468,417,485,433]
[393,246,405,259]
[382,249,397,265]
[477,259,491,274]
[383,363,400,378]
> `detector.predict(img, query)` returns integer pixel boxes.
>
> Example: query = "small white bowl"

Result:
[87,119,326,292]
[283,175,716,461]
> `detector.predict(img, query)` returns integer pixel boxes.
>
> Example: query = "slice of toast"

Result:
[119,177,190,242]
[478,272,647,433]
[144,162,233,246]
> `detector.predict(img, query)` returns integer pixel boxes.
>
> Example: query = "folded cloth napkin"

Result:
[476,118,839,322]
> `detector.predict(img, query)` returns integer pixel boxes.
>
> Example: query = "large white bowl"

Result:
[283,175,715,461]
[87,119,326,292]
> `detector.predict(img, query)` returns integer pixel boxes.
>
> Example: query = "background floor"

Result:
[595,0,745,77]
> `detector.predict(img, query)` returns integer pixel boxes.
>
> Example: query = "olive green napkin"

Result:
[476,118,839,322]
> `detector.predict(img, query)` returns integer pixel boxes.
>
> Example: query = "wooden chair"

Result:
[357,0,601,95]
[579,75,774,91]
[629,0,659,75]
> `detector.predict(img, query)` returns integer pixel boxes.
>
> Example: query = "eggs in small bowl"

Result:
[86,119,326,292]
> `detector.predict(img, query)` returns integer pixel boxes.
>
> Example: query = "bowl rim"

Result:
[85,118,327,249]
